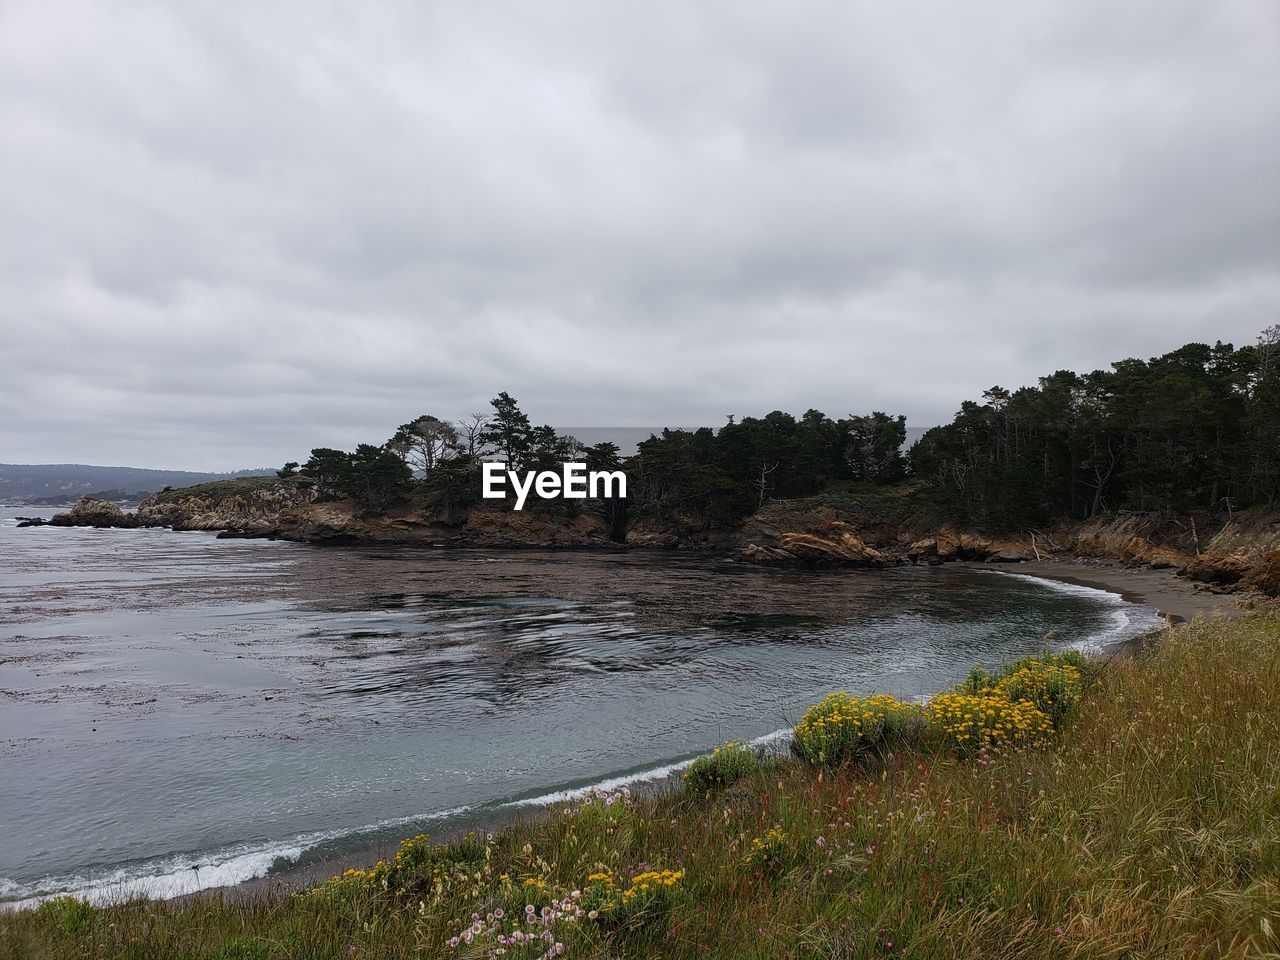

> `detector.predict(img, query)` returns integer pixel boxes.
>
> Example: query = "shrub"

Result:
[304,866,377,904]
[792,693,926,766]
[307,831,492,905]
[577,867,685,931]
[614,869,685,929]
[957,649,1093,695]
[996,660,1084,726]
[683,741,758,793]
[955,650,1089,728]
[927,692,1053,753]
[33,897,95,936]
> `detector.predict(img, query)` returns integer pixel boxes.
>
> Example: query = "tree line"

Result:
[285,392,625,516]
[910,327,1280,526]
[282,327,1279,530]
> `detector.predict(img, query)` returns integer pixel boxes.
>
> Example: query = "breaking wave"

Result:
[0,805,473,911]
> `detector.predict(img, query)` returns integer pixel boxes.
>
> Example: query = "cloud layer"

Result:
[2,0,1277,468]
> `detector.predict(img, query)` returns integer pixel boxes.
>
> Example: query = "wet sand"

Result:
[986,559,1245,624]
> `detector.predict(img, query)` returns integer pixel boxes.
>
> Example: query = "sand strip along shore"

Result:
[991,559,1246,624]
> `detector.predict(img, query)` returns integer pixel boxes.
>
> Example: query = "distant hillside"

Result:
[0,464,275,502]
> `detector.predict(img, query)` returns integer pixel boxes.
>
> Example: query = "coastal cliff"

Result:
[731,499,1280,599]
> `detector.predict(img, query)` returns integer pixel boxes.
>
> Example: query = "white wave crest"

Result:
[505,726,795,809]
[982,569,1163,652]
[1,804,473,912]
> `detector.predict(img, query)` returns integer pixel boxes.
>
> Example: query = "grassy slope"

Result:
[5,615,1279,960]
[145,476,300,504]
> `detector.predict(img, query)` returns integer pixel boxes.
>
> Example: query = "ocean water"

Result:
[0,506,1161,908]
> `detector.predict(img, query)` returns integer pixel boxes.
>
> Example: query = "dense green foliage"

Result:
[910,328,1280,525]
[302,444,413,511]
[7,614,1278,959]
[627,410,906,525]
[299,393,626,518]
[289,328,1279,530]
[681,741,760,794]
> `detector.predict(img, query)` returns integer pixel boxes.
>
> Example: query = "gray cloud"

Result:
[2,0,1277,469]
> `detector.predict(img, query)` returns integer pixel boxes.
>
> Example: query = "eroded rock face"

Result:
[49,497,130,528]
[985,543,1032,563]
[939,529,993,560]
[906,537,942,565]
[1144,546,1190,569]
[1246,550,1280,598]
[123,481,620,547]
[134,483,318,534]
[1181,550,1251,586]
[626,517,733,549]
[906,527,1030,564]
[1116,536,1192,570]
[738,521,892,567]
[26,481,1280,599]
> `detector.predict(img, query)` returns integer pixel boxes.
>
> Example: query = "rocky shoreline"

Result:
[22,480,1280,602]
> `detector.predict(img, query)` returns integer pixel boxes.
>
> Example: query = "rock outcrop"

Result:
[904,527,1031,564]
[459,507,613,547]
[626,516,733,550]
[38,482,619,548]
[48,497,130,528]
[1181,550,1251,586]
[738,521,892,567]
[134,481,319,535]
[1246,550,1280,598]
[1051,511,1280,597]
[1125,542,1191,570]
[734,508,1278,601]
[27,480,1280,601]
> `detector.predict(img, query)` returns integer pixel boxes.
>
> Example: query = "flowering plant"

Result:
[742,825,789,871]
[792,693,926,766]
[927,692,1053,753]
[957,650,1089,727]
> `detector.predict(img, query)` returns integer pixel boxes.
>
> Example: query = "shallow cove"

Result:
[0,508,1161,907]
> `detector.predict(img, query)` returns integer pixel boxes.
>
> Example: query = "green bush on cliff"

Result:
[682,741,759,793]
[33,896,96,936]
[791,692,927,766]
[956,649,1093,727]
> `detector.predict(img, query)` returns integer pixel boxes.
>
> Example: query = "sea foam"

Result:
[1,805,473,911]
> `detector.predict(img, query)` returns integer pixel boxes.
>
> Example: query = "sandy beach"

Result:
[993,559,1246,624]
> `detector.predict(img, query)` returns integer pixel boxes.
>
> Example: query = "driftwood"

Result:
[1028,528,1060,552]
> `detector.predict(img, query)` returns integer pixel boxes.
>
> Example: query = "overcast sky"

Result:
[2,1,1277,470]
